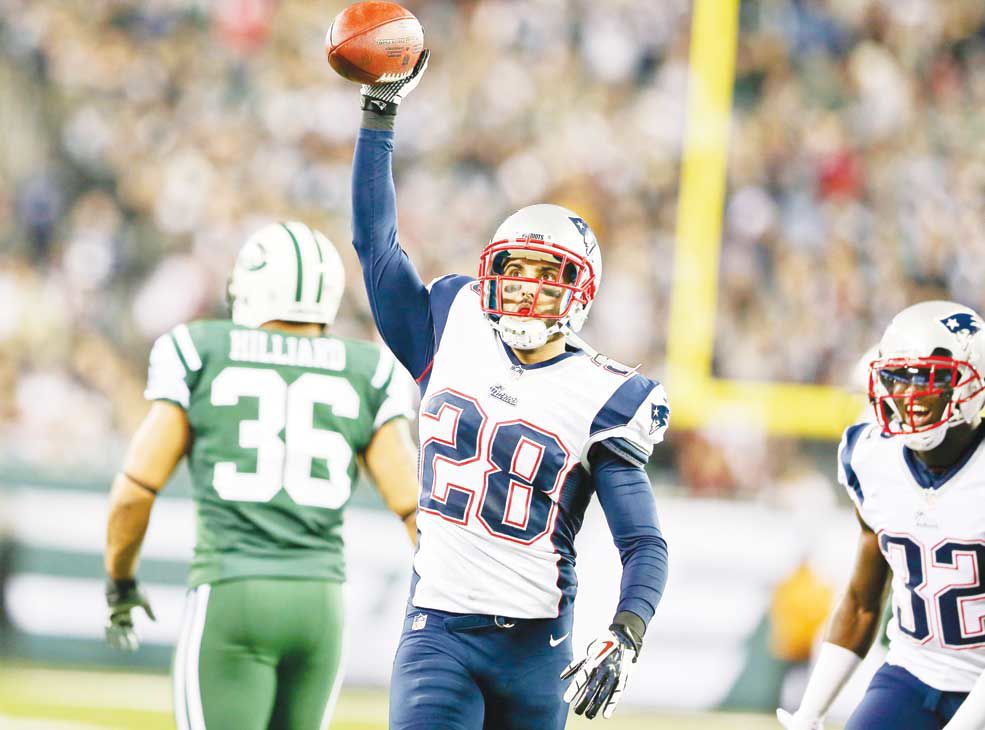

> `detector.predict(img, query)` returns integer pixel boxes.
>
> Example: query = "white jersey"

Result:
[411,276,669,619]
[839,421,985,691]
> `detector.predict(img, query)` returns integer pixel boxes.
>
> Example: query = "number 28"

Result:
[418,390,572,544]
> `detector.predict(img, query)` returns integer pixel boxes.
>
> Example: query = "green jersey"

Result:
[144,319,413,587]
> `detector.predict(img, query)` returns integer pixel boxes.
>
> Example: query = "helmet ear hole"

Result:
[486,280,499,311]
[230,222,345,328]
[562,262,577,284]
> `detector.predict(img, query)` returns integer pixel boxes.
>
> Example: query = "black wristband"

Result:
[106,577,137,602]
[361,96,399,116]
[610,610,645,653]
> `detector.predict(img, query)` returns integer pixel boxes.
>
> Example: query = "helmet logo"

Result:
[941,313,980,336]
[568,216,598,256]
[242,242,268,272]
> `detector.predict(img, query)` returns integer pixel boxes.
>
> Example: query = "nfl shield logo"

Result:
[412,613,427,631]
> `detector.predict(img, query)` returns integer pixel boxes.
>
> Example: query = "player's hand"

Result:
[560,624,640,719]
[105,578,156,651]
[360,49,430,114]
[776,708,825,729]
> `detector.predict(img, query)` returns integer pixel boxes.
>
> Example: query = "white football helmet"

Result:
[868,301,985,451]
[228,221,345,329]
[477,204,602,350]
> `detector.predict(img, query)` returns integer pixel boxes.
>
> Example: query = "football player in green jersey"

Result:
[103,221,420,730]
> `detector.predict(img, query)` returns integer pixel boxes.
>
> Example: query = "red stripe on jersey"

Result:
[415,359,434,383]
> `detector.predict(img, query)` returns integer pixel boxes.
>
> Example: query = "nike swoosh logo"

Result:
[549,633,569,648]
[595,640,615,659]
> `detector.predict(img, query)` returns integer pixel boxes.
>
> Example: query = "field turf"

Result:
[0,664,783,729]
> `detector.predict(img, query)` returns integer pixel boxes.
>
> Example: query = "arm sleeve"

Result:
[352,127,435,380]
[143,324,203,409]
[791,641,862,720]
[592,446,669,632]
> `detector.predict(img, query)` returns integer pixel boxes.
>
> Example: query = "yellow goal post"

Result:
[667,0,864,439]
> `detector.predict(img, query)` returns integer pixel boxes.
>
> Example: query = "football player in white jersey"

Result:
[778,301,985,730]
[345,54,670,729]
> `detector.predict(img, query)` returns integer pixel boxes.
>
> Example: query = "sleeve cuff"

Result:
[611,610,647,646]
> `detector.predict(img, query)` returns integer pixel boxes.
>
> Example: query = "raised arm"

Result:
[351,53,435,380]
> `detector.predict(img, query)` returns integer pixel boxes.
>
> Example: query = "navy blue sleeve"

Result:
[837,422,868,505]
[592,448,668,632]
[352,127,434,380]
[429,275,474,350]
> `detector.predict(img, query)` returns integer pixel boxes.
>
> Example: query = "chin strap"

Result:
[495,316,552,350]
[898,405,967,451]
[901,424,950,452]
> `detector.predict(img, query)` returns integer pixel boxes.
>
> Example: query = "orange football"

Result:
[326,2,424,84]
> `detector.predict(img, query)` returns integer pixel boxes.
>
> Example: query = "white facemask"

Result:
[496,316,551,350]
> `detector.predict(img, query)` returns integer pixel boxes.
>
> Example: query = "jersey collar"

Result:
[903,423,985,490]
[498,336,581,371]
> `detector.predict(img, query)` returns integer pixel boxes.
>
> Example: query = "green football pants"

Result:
[172,578,345,730]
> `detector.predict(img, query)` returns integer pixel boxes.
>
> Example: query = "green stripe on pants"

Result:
[174,578,344,730]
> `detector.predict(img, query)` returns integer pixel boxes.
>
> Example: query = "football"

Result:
[325,2,424,85]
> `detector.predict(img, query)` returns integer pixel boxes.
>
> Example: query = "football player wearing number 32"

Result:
[349,52,670,730]
[778,301,985,730]
[103,222,420,730]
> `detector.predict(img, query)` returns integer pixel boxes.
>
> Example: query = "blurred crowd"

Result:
[721,0,985,387]
[1,0,983,497]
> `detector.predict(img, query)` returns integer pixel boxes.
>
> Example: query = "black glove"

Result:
[105,578,156,652]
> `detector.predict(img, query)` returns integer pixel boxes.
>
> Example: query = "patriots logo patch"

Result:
[569,216,589,237]
[650,404,670,434]
[941,313,980,336]
[569,216,598,256]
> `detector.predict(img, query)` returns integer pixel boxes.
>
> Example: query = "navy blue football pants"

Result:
[845,663,968,730]
[389,606,574,730]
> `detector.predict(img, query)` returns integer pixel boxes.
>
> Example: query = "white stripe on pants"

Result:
[173,584,211,730]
